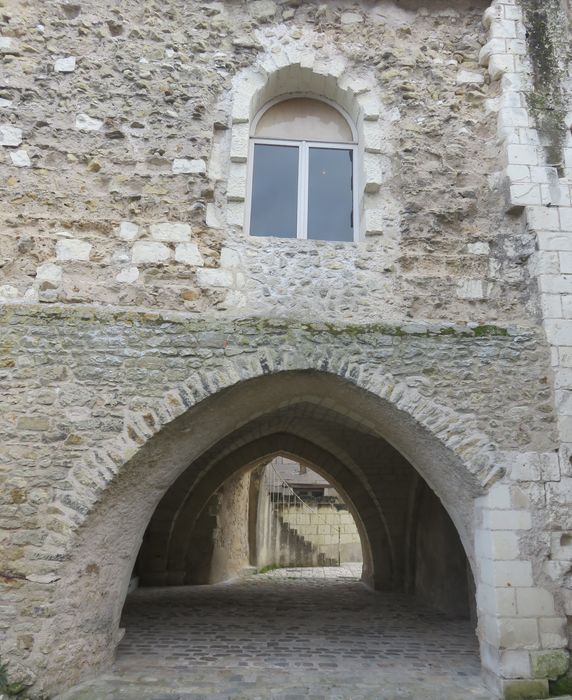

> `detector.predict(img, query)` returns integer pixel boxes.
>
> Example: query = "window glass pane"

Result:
[250,144,299,238]
[307,148,353,242]
[255,98,353,142]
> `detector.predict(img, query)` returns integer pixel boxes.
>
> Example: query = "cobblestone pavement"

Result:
[60,566,493,699]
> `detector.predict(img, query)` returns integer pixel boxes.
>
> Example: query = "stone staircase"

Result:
[274,512,338,568]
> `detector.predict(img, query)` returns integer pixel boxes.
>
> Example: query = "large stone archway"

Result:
[16,364,491,695]
[1,306,563,699]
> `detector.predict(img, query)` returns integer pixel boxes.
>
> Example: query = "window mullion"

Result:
[299,142,308,239]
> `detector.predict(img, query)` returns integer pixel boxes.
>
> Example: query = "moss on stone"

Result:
[503,678,549,700]
[550,671,572,696]
[531,650,570,680]
[0,661,31,698]
[521,0,569,171]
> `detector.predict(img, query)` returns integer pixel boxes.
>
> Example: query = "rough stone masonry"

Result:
[0,0,571,698]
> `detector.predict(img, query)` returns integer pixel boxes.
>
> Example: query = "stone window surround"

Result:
[225,58,386,240]
[247,94,359,241]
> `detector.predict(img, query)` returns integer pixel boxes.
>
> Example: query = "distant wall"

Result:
[414,484,471,618]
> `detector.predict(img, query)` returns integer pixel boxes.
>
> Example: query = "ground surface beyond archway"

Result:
[60,567,489,700]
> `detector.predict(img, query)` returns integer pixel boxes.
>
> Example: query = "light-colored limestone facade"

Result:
[1,0,572,698]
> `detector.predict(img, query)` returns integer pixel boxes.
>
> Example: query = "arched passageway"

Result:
[48,369,494,699]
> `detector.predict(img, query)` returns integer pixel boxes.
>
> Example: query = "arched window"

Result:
[247,97,358,242]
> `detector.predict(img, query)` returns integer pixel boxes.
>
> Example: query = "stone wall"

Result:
[139,470,252,585]
[1,0,572,697]
[278,504,362,565]
[1,0,537,325]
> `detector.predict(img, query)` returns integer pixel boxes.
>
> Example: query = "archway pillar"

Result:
[475,483,568,699]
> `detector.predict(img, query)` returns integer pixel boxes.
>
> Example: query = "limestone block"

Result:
[468,242,489,255]
[539,617,568,648]
[56,238,92,261]
[111,249,130,265]
[75,113,103,131]
[533,251,559,275]
[526,206,560,231]
[499,679,548,699]
[0,284,20,300]
[357,93,380,121]
[456,279,485,300]
[131,241,171,264]
[0,36,19,54]
[555,389,572,415]
[498,107,529,129]
[483,508,532,530]
[507,144,539,167]
[490,18,517,39]
[504,6,523,21]
[499,650,532,679]
[226,201,244,227]
[488,54,515,81]
[456,69,484,84]
[232,73,265,123]
[540,452,560,482]
[494,560,534,588]
[118,221,139,241]
[498,617,540,649]
[230,123,250,163]
[206,203,221,229]
[542,294,562,319]
[172,158,206,174]
[479,38,506,66]
[364,153,382,193]
[10,149,31,167]
[516,588,555,617]
[545,477,572,505]
[174,243,204,266]
[550,532,572,561]
[54,56,76,72]
[363,121,381,153]
[559,207,572,232]
[248,0,276,21]
[482,5,501,29]
[196,268,233,288]
[116,267,139,283]
[220,248,241,269]
[537,275,572,296]
[505,164,531,183]
[150,223,191,242]
[0,124,22,146]
[365,208,384,235]
[36,263,62,289]
[341,11,363,25]
[227,163,247,201]
[530,650,569,679]
[0,97,12,108]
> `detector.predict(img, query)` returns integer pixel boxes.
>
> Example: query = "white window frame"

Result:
[245,96,360,243]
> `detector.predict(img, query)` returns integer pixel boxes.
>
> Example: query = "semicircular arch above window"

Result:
[254,97,355,143]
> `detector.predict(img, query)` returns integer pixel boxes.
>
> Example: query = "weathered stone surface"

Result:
[150,223,192,242]
[0,124,22,146]
[36,263,62,289]
[54,56,76,72]
[530,650,570,679]
[174,242,204,266]
[132,241,171,264]
[75,113,102,131]
[172,158,206,174]
[0,2,571,698]
[56,239,92,262]
[10,149,31,167]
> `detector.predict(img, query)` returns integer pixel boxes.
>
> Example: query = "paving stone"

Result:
[59,567,491,700]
